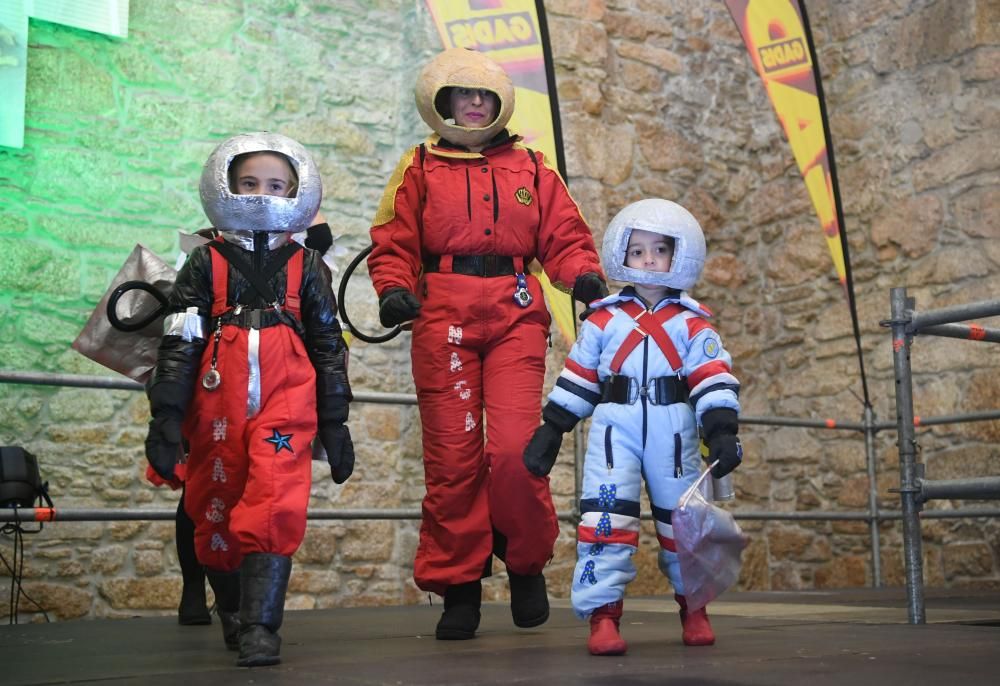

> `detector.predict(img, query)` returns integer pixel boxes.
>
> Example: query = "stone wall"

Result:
[1,0,998,621]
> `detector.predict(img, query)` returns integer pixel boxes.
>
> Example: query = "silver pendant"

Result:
[202,369,221,391]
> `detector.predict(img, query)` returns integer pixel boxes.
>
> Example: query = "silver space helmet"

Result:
[602,199,706,291]
[198,132,322,233]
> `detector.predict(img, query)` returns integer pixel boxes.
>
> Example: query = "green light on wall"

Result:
[0,0,129,149]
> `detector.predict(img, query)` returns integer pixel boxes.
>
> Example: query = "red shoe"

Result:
[675,594,715,646]
[587,601,627,656]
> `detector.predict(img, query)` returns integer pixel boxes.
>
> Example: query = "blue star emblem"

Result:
[264,429,294,454]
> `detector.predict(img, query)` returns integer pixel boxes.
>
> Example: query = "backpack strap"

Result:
[209,245,229,318]
[207,238,305,335]
[283,249,303,319]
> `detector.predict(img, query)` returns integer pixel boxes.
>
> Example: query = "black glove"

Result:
[378,287,422,328]
[319,423,355,484]
[701,408,742,478]
[572,272,608,306]
[145,414,183,481]
[523,424,563,477]
[572,272,609,320]
[523,403,579,477]
[305,222,333,254]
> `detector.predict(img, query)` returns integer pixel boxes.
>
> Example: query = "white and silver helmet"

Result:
[602,199,706,291]
[414,48,515,149]
[198,132,322,234]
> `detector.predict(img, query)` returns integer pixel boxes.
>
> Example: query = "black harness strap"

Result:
[207,240,305,336]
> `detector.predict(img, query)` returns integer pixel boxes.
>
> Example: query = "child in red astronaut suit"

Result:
[144,132,353,667]
[368,48,607,640]
[153,213,339,629]
[524,199,743,655]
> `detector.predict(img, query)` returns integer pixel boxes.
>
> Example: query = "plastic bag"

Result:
[672,463,748,611]
[72,244,176,384]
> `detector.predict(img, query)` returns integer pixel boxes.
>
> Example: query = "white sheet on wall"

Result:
[28,0,129,38]
[0,0,128,149]
[0,0,27,149]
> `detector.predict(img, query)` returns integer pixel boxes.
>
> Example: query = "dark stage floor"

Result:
[3,588,999,685]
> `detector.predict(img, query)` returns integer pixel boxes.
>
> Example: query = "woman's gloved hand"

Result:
[573,272,609,320]
[378,287,422,327]
[572,272,609,306]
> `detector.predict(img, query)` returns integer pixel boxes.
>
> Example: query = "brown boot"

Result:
[587,600,627,656]
[676,594,715,646]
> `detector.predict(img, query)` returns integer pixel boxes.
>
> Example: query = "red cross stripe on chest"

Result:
[609,301,686,374]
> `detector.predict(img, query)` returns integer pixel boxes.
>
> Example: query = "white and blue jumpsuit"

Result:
[544,287,740,618]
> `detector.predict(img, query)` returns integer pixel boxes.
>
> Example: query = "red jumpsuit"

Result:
[368,133,604,594]
[152,238,350,573]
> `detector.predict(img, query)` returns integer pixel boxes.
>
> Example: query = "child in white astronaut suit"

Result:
[523,198,743,656]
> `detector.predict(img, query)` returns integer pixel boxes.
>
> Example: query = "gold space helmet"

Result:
[414,48,515,149]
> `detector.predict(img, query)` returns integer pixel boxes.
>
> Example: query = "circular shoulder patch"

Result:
[703,336,720,359]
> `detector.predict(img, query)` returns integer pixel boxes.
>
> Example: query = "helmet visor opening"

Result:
[227,151,299,197]
[435,86,501,127]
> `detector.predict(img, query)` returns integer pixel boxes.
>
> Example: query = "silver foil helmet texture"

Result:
[199,132,322,234]
[602,198,707,291]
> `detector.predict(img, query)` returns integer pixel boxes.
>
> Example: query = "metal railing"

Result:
[883,288,1000,624]
[3,366,1000,597]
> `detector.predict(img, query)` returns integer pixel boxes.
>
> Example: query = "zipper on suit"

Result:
[641,336,649,450]
[465,168,471,220]
[604,425,614,472]
[491,170,499,223]
[673,432,683,478]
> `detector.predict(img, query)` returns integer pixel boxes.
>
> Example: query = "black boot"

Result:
[176,495,211,625]
[205,568,241,651]
[435,580,482,640]
[236,553,291,667]
[508,570,549,628]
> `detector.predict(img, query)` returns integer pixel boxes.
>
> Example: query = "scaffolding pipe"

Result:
[908,298,1000,332]
[10,370,1000,432]
[889,287,925,624]
[0,507,574,523]
[918,323,1000,344]
[918,477,1000,503]
[4,506,997,524]
[863,405,882,587]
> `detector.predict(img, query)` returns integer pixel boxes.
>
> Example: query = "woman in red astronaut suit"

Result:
[144,133,354,667]
[368,48,607,640]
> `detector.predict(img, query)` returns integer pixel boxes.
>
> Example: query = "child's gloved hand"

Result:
[707,434,742,478]
[522,402,580,477]
[145,414,182,481]
[523,423,563,477]
[319,422,355,484]
[378,287,422,327]
[701,408,742,478]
